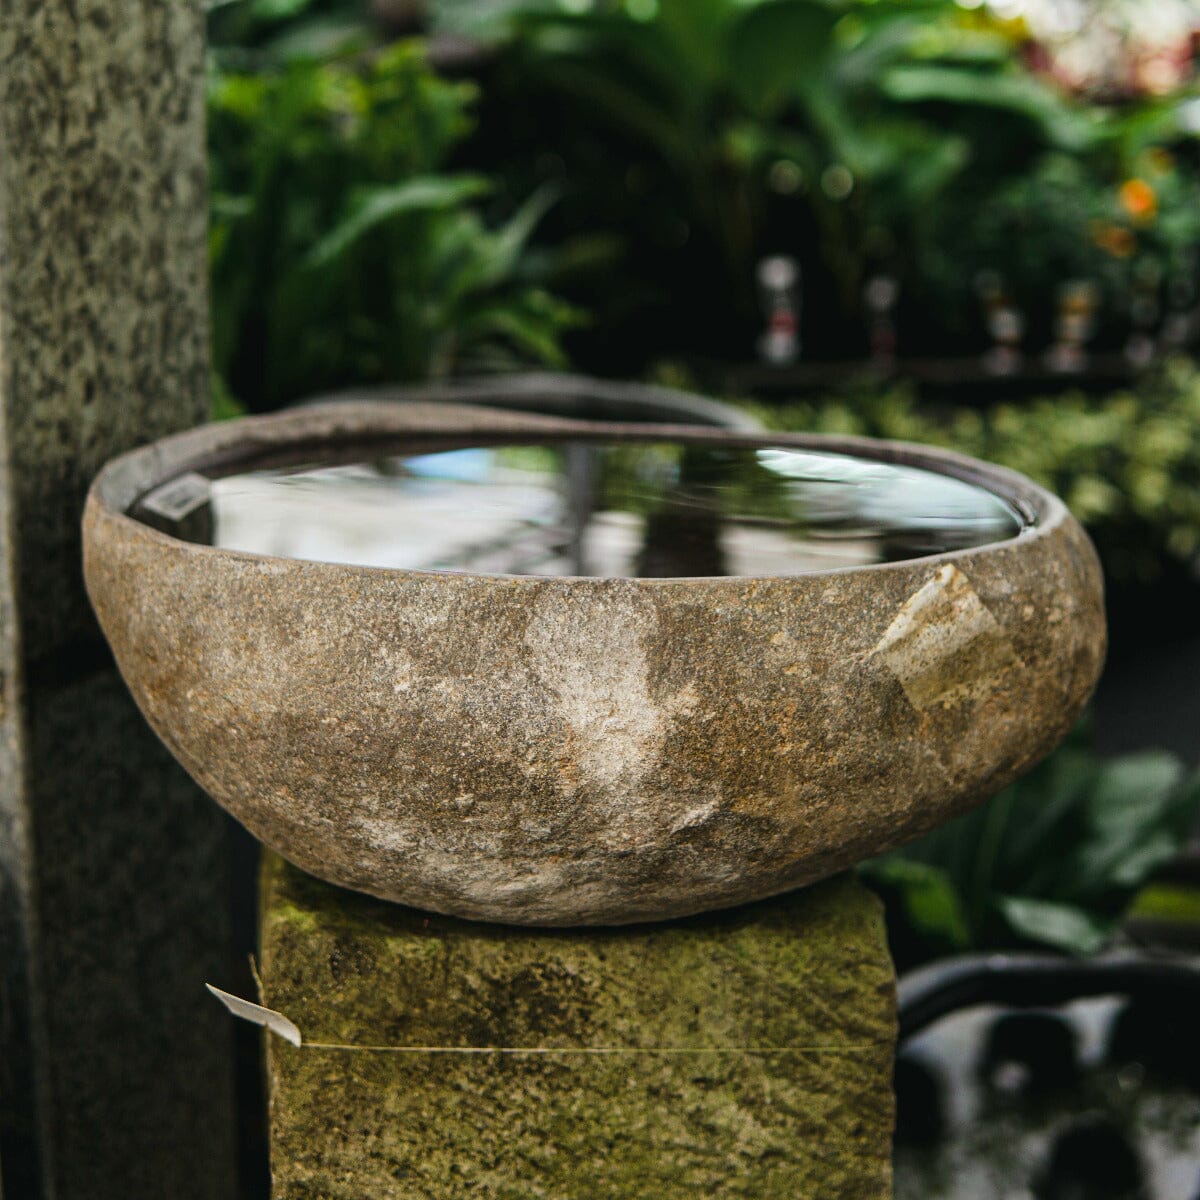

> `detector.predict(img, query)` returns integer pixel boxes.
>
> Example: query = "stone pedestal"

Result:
[261,856,896,1198]
[0,3,235,1196]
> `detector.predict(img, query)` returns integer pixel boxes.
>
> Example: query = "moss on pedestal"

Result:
[261,856,896,1198]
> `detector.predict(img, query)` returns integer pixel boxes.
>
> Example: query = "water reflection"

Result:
[138,439,1028,577]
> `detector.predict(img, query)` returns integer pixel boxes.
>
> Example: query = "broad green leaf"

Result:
[520,11,703,114]
[728,0,840,115]
[1067,753,1188,896]
[994,896,1111,956]
[459,300,573,367]
[892,128,969,202]
[1088,753,1184,835]
[249,0,320,21]
[472,185,561,291]
[799,84,911,181]
[861,856,971,949]
[1130,883,1200,925]
[1101,832,1186,893]
[430,0,555,39]
[304,175,492,269]
[830,10,936,92]
[880,63,1100,152]
[655,0,739,88]
[261,13,371,63]
[1003,748,1100,877]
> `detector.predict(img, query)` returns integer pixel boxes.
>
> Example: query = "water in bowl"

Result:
[136,439,1030,578]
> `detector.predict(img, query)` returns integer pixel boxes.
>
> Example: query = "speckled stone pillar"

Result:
[261,856,896,1198]
[0,4,236,1197]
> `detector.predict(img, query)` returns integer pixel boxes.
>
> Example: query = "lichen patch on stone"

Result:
[872,563,1021,710]
[261,860,897,1199]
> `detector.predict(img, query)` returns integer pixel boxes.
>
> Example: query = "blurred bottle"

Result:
[757,255,800,366]
[1046,278,1099,374]
[977,271,1025,377]
[865,274,899,370]
[1125,259,1161,369]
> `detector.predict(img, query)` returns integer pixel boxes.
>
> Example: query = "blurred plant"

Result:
[427,0,554,39]
[872,35,1200,348]
[208,39,579,411]
[209,0,1200,374]
[918,136,1200,343]
[916,153,1119,339]
[207,0,373,67]
[861,728,1200,961]
[751,357,1200,582]
[431,0,1149,364]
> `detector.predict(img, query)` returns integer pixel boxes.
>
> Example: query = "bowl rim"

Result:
[87,399,1070,586]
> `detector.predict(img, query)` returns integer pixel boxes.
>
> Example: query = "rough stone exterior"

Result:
[0,0,211,660]
[261,856,896,1198]
[85,404,1107,926]
[0,2,236,1196]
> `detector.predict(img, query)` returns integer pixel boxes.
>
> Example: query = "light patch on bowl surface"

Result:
[525,591,677,802]
[873,564,1021,710]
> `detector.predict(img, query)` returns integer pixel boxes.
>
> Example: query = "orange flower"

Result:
[1119,178,1158,222]
[1090,221,1135,258]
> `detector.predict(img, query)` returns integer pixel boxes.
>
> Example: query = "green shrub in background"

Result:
[208,39,579,414]
[862,729,1200,962]
[917,144,1200,345]
[206,0,1200,376]
[745,357,1200,583]
[444,0,1041,359]
[434,0,1200,364]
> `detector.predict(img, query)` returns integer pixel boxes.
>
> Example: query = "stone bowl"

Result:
[83,402,1106,926]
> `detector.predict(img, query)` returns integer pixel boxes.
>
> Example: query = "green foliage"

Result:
[482,0,1009,312]
[207,0,372,67]
[208,40,579,412]
[428,0,558,39]
[751,358,1200,582]
[917,146,1200,337]
[208,0,1200,377]
[429,0,1198,361]
[861,731,1200,958]
[1130,882,1200,925]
